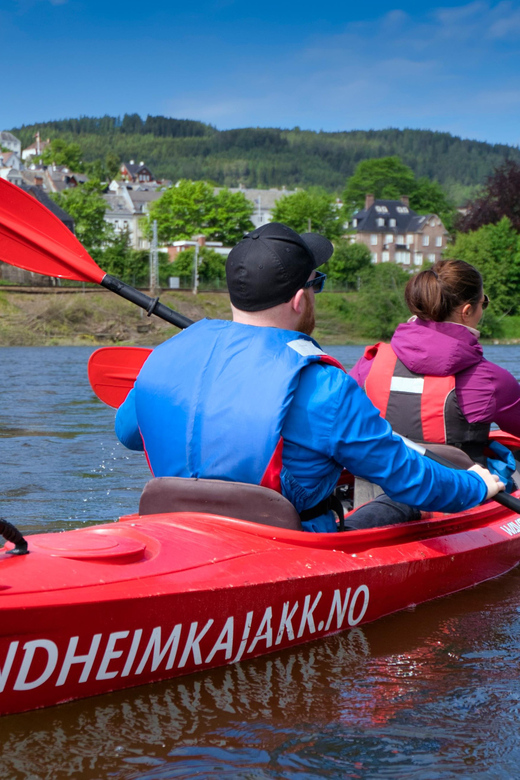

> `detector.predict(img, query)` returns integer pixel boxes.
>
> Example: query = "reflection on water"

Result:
[1,345,520,779]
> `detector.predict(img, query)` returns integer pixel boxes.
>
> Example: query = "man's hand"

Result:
[468,464,506,500]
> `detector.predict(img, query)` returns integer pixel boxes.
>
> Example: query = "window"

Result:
[370,234,378,245]
[385,234,393,243]
[406,234,414,245]
[396,206,409,214]
[376,218,385,227]
[428,254,436,262]
[389,218,396,227]
[382,251,390,263]
[375,205,389,213]
[397,235,404,244]
[414,252,423,266]
[371,252,378,264]
[436,236,443,247]
[352,219,357,227]
[422,235,430,246]
[396,251,410,265]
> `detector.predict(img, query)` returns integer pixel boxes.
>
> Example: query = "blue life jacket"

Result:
[134,319,343,495]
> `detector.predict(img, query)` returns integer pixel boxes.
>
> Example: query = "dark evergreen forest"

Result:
[11,114,520,193]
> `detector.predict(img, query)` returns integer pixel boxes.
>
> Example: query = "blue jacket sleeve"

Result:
[115,388,144,451]
[328,373,487,513]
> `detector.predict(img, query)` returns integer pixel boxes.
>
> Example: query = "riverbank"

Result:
[1,287,520,346]
[0,288,366,346]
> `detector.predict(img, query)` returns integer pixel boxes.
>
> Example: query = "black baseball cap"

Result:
[225,222,334,312]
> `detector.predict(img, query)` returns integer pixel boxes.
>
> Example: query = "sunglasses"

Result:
[303,271,327,293]
[482,294,490,310]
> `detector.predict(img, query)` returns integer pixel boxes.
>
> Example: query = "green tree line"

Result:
[10,116,520,195]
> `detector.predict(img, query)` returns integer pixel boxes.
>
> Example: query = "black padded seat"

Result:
[139,477,303,531]
[420,443,475,469]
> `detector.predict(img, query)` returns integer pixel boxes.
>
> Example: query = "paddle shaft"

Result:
[404,437,520,513]
[102,275,193,329]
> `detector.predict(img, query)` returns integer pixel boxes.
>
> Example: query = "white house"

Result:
[0,131,21,156]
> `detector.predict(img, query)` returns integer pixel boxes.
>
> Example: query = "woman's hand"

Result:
[469,464,505,500]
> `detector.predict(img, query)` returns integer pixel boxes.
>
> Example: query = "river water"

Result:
[1,345,519,780]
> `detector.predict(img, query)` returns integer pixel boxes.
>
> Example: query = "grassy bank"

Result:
[1,288,520,347]
[0,288,362,347]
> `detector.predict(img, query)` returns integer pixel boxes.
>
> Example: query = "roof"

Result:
[23,138,50,152]
[352,198,442,234]
[0,131,20,144]
[19,184,75,231]
[214,187,297,210]
[103,193,133,217]
[122,161,153,176]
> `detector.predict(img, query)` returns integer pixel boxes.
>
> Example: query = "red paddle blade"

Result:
[88,346,152,408]
[0,179,105,283]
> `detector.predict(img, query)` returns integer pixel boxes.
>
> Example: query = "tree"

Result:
[271,187,344,240]
[84,152,121,182]
[351,263,411,340]
[52,180,113,256]
[171,246,227,283]
[456,160,520,233]
[143,180,253,245]
[444,217,520,317]
[410,177,456,232]
[324,240,372,286]
[35,138,84,171]
[342,157,416,217]
[208,188,254,244]
[342,157,456,230]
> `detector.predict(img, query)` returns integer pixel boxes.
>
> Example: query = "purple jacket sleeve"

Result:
[348,355,372,387]
[457,359,520,437]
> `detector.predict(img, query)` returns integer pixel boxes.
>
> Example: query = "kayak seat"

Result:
[419,443,475,469]
[138,477,303,531]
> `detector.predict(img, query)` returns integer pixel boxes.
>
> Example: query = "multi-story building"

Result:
[103,181,164,250]
[119,161,155,184]
[350,195,449,267]
[0,131,22,156]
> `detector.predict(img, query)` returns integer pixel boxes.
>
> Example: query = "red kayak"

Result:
[1,441,520,717]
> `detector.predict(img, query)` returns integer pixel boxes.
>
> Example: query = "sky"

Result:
[2,0,520,147]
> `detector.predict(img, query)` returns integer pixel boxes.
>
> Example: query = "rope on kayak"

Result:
[0,518,29,555]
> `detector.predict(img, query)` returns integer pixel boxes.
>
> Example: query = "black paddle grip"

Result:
[102,275,194,330]
[422,445,520,514]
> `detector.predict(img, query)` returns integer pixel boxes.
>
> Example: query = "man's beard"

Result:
[296,289,315,336]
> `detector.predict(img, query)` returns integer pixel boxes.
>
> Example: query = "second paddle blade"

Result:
[88,346,152,408]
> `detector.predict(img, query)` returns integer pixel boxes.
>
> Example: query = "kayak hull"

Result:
[1,498,520,716]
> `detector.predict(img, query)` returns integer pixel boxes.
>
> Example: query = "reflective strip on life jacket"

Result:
[364,342,455,444]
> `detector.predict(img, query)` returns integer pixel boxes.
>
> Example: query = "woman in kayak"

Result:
[350,258,520,485]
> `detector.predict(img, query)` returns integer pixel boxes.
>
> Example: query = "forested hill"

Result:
[10,115,520,194]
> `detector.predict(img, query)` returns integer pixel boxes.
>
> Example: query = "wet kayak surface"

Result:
[1,344,520,779]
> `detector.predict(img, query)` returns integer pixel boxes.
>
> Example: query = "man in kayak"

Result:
[115,222,503,532]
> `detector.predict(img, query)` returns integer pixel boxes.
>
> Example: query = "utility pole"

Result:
[193,243,200,295]
[149,220,158,296]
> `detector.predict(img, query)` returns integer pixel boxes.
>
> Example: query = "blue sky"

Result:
[2,0,520,146]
